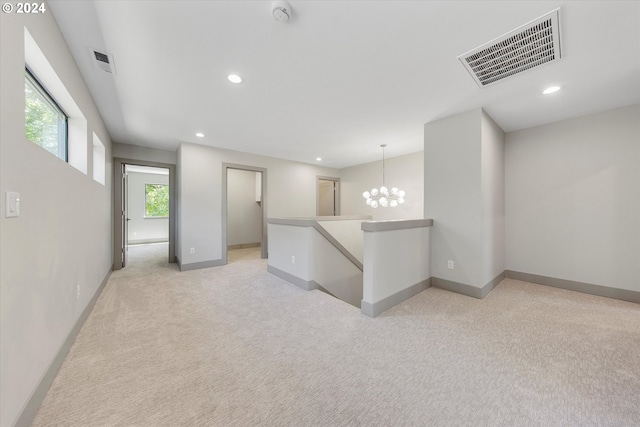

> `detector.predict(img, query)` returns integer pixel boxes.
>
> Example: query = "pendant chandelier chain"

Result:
[381,144,385,186]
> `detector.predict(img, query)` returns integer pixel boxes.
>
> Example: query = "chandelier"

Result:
[362,144,406,208]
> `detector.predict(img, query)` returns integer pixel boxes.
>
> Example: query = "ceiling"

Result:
[48,1,640,169]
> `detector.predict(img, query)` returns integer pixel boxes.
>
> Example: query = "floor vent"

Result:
[458,8,561,87]
[90,49,116,74]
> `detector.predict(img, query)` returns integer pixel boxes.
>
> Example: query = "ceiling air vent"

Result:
[90,48,116,74]
[458,8,561,87]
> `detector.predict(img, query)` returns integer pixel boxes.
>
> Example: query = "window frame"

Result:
[144,183,170,219]
[25,67,69,161]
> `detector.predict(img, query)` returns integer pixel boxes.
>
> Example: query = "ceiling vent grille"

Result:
[458,8,561,87]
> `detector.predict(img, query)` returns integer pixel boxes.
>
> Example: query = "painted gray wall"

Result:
[178,143,340,267]
[506,104,640,292]
[227,169,262,246]
[113,142,176,165]
[340,151,424,220]
[127,171,169,244]
[0,11,113,427]
[424,108,505,289]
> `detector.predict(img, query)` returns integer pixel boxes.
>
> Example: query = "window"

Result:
[24,68,68,160]
[145,184,169,217]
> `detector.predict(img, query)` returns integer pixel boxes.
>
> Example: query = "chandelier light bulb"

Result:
[362,144,406,208]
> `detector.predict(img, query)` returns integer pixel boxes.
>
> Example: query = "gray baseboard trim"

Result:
[14,268,112,427]
[505,270,640,304]
[480,271,505,298]
[361,278,432,317]
[228,242,261,250]
[432,271,505,299]
[267,265,318,291]
[179,259,225,271]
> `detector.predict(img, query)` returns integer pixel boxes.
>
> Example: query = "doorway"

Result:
[113,158,176,270]
[221,163,267,264]
[317,176,340,216]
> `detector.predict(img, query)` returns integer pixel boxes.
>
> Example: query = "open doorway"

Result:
[317,176,340,216]
[113,158,176,270]
[222,163,267,264]
[125,165,169,266]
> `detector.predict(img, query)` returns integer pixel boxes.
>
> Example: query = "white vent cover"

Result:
[458,8,561,87]
[90,48,116,74]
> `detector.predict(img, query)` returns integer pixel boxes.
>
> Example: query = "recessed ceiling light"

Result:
[316,157,322,161]
[542,86,561,95]
[228,74,242,84]
[195,132,204,137]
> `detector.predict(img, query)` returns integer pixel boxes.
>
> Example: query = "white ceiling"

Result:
[49,1,640,169]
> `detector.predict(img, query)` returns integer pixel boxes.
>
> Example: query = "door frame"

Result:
[113,157,176,270]
[222,163,268,263]
[316,176,340,216]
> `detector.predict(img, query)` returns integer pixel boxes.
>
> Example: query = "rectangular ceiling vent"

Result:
[90,48,116,74]
[458,8,561,87]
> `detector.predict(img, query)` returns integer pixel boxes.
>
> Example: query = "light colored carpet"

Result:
[32,244,640,426]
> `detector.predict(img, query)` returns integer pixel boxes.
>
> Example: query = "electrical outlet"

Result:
[190,247,195,254]
[291,256,296,265]
[133,231,137,236]
[448,260,454,269]
[76,284,81,300]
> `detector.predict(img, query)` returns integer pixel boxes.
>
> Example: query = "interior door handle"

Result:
[126,218,131,221]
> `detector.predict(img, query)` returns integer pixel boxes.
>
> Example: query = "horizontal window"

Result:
[24,68,68,161]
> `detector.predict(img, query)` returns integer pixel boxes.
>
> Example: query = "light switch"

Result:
[5,192,19,218]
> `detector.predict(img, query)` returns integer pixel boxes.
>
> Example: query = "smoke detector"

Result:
[272,1,292,23]
[458,8,562,87]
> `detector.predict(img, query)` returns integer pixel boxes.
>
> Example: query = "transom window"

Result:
[24,68,68,160]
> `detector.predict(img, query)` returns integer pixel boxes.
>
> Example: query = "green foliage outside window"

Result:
[25,70,67,160]
[145,184,169,217]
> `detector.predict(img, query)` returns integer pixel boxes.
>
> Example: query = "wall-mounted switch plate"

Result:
[5,192,19,218]
[447,260,454,269]
[291,256,296,265]
[190,248,195,254]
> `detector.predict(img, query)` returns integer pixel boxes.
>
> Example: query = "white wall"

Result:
[506,104,640,292]
[178,143,340,267]
[481,111,505,285]
[0,10,113,427]
[317,219,365,264]
[425,109,483,285]
[424,108,505,290]
[362,226,431,304]
[127,171,169,244]
[340,151,424,220]
[227,169,262,246]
